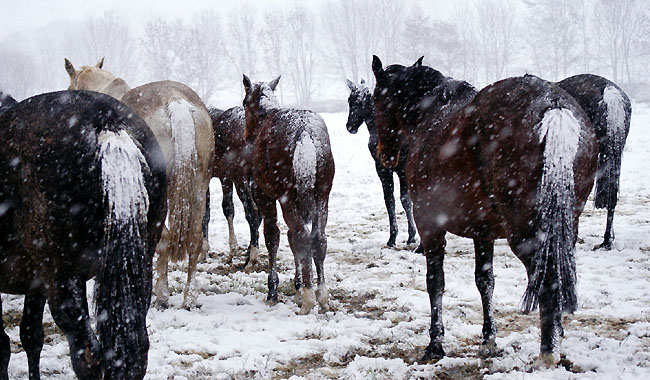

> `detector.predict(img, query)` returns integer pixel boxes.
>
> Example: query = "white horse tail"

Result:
[166,99,201,262]
[96,129,151,378]
[594,85,631,210]
[522,107,581,314]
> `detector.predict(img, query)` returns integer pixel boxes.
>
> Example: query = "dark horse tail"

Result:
[522,107,581,314]
[594,85,631,210]
[96,129,151,379]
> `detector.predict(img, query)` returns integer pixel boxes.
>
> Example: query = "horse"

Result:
[371,56,598,365]
[0,90,167,380]
[206,106,262,270]
[557,74,632,250]
[65,58,214,309]
[345,79,417,248]
[0,92,17,116]
[242,75,335,315]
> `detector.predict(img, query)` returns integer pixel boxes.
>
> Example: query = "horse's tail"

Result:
[96,129,151,378]
[166,99,202,262]
[294,130,318,224]
[594,85,631,210]
[522,107,581,314]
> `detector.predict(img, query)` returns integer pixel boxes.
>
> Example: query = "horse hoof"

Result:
[316,285,330,313]
[593,241,613,251]
[265,297,278,306]
[414,244,424,254]
[421,342,445,363]
[153,300,169,310]
[297,288,316,315]
[386,238,396,248]
[478,339,502,358]
[529,352,559,370]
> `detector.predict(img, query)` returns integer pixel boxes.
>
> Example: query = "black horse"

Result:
[557,74,632,250]
[346,79,417,248]
[205,106,262,270]
[372,56,597,365]
[0,92,17,116]
[0,90,167,380]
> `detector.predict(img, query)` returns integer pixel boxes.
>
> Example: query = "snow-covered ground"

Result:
[3,105,650,379]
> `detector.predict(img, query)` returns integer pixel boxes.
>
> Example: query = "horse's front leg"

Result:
[46,276,102,380]
[236,182,262,272]
[473,239,499,357]
[375,162,397,247]
[153,226,170,309]
[594,207,615,250]
[21,294,47,380]
[397,169,417,246]
[221,179,238,259]
[256,193,280,305]
[421,229,447,361]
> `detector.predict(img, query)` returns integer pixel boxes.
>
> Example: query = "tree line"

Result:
[1,0,649,107]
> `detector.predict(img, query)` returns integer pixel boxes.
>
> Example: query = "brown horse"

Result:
[65,58,214,309]
[372,56,597,365]
[557,74,632,250]
[208,106,262,270]
[242,75,335,315]
[1,90,167,380]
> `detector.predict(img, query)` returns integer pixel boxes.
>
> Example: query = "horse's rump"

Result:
[212,106,249,180]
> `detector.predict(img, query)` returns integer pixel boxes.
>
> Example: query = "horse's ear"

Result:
[96,57,105,69]
[413,56,424,67]
[372,55,383,79]
[64,58,75,77]
[360,78,366,85]
[269,75,281,91]
[346,79,355,91]
[243,74,252,91]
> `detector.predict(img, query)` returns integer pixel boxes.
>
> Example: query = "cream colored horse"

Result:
[65,58,214,309]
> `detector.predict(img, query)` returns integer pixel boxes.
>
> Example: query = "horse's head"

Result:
[65,58,128,99]
[242,74,280,143]
[372,55,448,168]
[0,91,17,116]
[345,79,372,134]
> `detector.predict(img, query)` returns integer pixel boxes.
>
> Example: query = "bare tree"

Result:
[259,8,289,102]
[284,2,318,106]
[228,3,260,83]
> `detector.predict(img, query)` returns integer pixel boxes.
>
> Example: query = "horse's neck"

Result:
[105,78,131,100]
[364,101,378,137]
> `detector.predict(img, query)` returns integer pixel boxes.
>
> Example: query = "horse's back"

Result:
[256,109,334,200]
[212,106,249,180]
[0,90,165,294]
[468,76,597,236]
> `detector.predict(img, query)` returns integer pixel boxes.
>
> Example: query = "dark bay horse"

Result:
[243,75,335,315]
[65,58,213,309]
[345,79,417,248]
[207,106,262,270]
[0,90,167,380]
[557,74,632,250]
[371,56,598,365]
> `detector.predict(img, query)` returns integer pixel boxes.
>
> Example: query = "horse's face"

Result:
[242,75,280,143]
[65,58,116,93]
[345,79,371,134]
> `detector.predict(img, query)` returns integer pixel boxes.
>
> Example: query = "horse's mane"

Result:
[0,92,17,116]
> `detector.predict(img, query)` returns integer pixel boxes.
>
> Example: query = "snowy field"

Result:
[3,105,650,379]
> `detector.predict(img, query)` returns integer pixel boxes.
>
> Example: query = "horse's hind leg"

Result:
[221,179,238,260]
[397,169,417,245]
[237,182,262,272]
[47,277,102,380]
[473,239,499,358]
[375,162,397,247]
[202,187,211,256]
[281,201,315,315]
[0,297,10,380]
[21,294,46,380]
[312,199,330,314]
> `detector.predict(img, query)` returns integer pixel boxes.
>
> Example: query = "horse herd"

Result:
[0,54,631,379]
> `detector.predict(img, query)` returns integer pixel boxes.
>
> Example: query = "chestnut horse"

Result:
[557,74,632,250]
[372,56,597,365]
[0,90,166,380]
[65,58,214,309]
[243,75,335,314]
[207,106,262,270]
[345,79,417,248]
